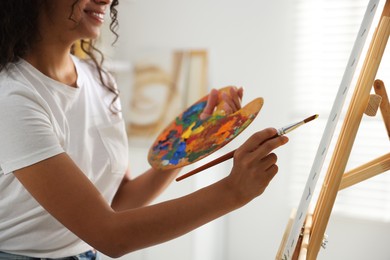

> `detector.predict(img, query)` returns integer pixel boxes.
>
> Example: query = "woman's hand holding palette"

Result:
[147,86,264,170]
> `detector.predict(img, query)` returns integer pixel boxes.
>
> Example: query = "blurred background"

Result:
[98,0,390,259]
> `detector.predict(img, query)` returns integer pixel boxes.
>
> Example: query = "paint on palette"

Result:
[148,89,264,170]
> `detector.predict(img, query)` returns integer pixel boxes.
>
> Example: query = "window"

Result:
[289,0,390,221]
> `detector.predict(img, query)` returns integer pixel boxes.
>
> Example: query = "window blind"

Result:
[289,0,390,222]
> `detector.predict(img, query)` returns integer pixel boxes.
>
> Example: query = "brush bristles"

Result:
[303,114,319,123]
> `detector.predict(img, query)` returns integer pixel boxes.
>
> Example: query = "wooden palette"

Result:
[148,87,264,170]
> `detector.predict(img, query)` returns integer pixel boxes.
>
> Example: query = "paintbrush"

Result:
[176,114,319,182]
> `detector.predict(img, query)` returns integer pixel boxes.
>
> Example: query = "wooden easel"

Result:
[277,1,390,259]
[288,1,390,259]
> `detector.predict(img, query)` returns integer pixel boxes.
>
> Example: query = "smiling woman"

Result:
[0,1,289,259]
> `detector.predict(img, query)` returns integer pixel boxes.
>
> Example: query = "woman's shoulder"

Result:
[0,61,51,114]
[0,62,34,94]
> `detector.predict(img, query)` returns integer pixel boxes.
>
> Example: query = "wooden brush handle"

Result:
[176,150,236,181]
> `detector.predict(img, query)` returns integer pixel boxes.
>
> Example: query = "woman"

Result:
[0,0,288,259]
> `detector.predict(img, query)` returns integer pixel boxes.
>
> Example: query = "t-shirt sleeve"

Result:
[0,91,64,175]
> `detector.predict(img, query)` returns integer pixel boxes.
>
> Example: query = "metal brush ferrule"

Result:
[277,121,304,136]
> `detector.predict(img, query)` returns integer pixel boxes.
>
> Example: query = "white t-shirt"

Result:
[0,56,129,258]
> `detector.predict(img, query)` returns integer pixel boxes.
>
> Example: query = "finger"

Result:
[220,92,234,114]
[253,135,289,159]
[260,153,278,169]
[229,86,242,110]
[255,163,279,195]
[265,164,279,178]
[238,128,278,153]
[199,88,218,120]
[237,86,244,100]
[221,87,240,112]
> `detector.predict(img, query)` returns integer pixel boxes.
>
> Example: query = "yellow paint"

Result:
[192,125,205,135]
[182,122,205,139]
[182,122,196,139]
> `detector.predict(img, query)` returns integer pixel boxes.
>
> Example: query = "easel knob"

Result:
[364,94,382,116]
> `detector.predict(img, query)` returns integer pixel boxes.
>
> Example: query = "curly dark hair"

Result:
[0,0,120,113]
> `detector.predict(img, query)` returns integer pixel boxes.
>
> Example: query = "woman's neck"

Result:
[24,42,78,88]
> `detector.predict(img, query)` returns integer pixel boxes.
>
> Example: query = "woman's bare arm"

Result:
[15,128,287,258]
[111,167,180,210]
[14,153,237,257]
